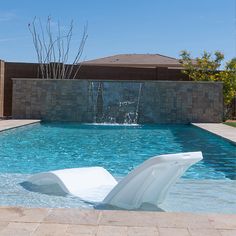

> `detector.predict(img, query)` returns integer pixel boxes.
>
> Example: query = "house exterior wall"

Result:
[12,79,223,123]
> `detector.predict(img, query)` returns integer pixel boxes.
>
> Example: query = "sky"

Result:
[0,0,235,65]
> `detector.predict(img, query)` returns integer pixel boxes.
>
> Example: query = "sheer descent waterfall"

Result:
[89,81,142,125]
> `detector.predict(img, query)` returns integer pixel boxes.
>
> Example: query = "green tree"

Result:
[219,59,236,118]
[179,51,236,119]
[219,58,236,105]
[179,50,224,81]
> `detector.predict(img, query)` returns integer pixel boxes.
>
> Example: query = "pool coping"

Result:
[0,206,234,235]
[192,123,236,145]
[0,119,41,132]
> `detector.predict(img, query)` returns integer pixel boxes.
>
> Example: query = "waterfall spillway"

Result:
[89,81,142,125]
[95,82,104,123]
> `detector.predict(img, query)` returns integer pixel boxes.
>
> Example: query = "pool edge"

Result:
[0,206,235,235]
[0,119,41,132]
[192,123,236,145]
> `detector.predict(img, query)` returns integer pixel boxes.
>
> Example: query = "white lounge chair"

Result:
[27,151,203,210]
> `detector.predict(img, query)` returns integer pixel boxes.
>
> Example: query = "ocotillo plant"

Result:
[28,16,88,79]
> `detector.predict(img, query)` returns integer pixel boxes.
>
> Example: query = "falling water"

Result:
[123,83,143,124]
[95,82,104,123]
[135,82,143,123]
[90,81,143,125]
[88,81,96,122]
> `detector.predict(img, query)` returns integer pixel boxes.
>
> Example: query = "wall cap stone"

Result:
[11,78,224,84]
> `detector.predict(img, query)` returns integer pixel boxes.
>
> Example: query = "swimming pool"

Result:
[0,123,235,212]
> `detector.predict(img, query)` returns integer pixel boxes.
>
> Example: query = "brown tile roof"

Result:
[83,54,182,68]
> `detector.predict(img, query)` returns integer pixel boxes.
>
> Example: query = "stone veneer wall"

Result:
[12,79,223,123]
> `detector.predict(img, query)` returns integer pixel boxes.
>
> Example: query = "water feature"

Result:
[89,81,143,124]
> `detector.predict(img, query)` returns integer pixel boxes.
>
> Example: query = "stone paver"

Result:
[0,222,8,232]
[44,208,100,225]
[66,225,98,236]
[0,207,234,235]
[0,222,39,236]
[0,119,40,132]
[128,226,159,236]
[208,214,236,229]
[97,225,127,236]
[99,210,158,227]
[0,207,51,223]
[192,123,236,144]
[219,229,236,236]
[155,212,212,229]
[158,227,190,236]
[33,223,68,236]
[188,228,221,236]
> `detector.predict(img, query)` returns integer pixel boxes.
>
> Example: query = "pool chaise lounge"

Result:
[28,151,203,210]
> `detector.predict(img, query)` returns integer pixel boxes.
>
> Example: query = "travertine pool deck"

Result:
[0,207,235,236]
[0,119,40,132]
[192,123,236,144]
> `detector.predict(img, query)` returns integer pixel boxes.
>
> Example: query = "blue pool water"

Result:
[0,123,235,180]
[0,123,235,213]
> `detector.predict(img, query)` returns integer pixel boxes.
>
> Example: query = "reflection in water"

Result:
[171,126,236,180]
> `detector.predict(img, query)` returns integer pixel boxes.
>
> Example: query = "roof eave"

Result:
[81,63,183,68]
